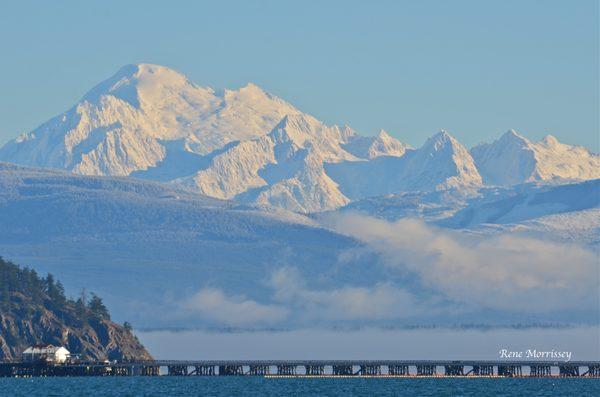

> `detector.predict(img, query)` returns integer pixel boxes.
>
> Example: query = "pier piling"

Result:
[416,365,436,376]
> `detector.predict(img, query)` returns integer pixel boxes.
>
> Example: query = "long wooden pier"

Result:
[1,360,599,378]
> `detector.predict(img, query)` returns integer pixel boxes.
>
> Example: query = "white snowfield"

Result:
[1,63,598,213]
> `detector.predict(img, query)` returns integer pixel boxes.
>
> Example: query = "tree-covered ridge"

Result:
[0,257,151,361]
[0,257,109,321]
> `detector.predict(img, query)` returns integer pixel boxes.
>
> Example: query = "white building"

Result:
[22,345,70,363]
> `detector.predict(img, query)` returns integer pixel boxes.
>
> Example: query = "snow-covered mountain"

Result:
[325,130,482,199]
[342,129,409,159]
[0,64,409,212]
[0,64,304,175]
[0,64,598,213]
[172,114,357,212]
[398,130,483,191]
[471,129,600,185]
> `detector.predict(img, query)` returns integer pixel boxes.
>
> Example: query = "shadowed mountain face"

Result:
[2,64,596,213]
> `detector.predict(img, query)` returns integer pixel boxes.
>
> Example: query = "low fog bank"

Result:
[323,213,599,313]
[137,326,600,361]
[150,213,599,329]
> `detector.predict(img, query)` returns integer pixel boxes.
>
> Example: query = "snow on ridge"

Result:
[324,129,482,201]
[471,129,600,185]
[401,129,482,191]
[342,129,409,159]
[173,112,354,212]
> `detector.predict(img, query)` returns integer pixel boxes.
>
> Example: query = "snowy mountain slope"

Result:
[325,130,482,200]
[511,208,600,246]
[331,178,600,246]
[471,130,600,185]
[458,208,600,247]
[0,162,380,327]
[0,64,304,176]
[0,64,405,212]
[442,179,600,228]
[342,129,409,159]
[173,114,354,212]
[398,130,482,191]
[328,189,473,222]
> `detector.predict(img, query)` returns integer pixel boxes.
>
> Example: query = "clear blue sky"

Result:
[0,0,598,149]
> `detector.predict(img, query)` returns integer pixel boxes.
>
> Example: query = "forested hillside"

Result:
[0,257,151,361]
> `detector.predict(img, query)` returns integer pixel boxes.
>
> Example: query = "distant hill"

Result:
[0,162,368,328]
[0,257,152,361]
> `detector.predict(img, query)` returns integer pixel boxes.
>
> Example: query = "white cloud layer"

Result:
[326,213,599,312]
[179,214,598,327]
[182,288,289,326]
[269,267,422,321]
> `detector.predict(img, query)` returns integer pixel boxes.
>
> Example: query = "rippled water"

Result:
[2,377,598,397]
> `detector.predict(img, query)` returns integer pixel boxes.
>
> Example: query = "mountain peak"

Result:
[269,114,322,147]
[233,82,272,99]
[435,129,454,141]
[82,63,192,108]
[414,130,482,188]
[540,134,559,146]
[341,128,407,160]
[341,125,357,141]
[240,82,264,91]
[471,130,600,185]
[372,129,483,192]
[103,63,189,83]
[369,129,408,158]
[126,63,191,86]
[423,130,459,151]
[376,129,392,140]
[501,129,529,144]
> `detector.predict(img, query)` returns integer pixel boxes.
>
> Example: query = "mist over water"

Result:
[138,327,600,361]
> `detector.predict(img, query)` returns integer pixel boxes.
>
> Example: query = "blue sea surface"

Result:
[1,377,598,397]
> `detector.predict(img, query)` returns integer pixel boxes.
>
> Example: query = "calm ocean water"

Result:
[1,377,598,397]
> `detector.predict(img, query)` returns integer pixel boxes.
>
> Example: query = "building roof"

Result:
[23,345,70,355]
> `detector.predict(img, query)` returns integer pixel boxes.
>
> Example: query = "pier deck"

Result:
[1,360,599,378]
